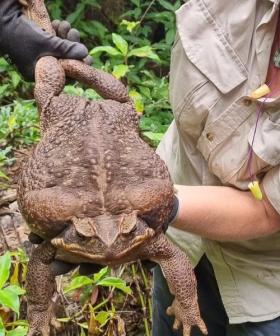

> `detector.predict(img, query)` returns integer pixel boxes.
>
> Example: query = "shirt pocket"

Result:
[198,105,279,187]
[175,0,247,93]
[248,109,280,167]
[170,0,248,140]
[197,100,256,185]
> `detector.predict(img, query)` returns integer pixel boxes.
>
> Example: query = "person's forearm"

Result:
[172,185,280,241]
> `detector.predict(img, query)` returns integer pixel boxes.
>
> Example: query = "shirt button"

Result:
[243,99,252,106]
[206,132,214,141]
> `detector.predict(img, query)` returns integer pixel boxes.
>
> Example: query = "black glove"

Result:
[162,195,179,233]
[51,19,92,66]
[0,0,89,81]
[141,195,179,271]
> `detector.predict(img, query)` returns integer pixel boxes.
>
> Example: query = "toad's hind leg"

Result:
[27,242,59,336]
[18,186,86,238]
[60,59,129,103]
[140,234,207,336]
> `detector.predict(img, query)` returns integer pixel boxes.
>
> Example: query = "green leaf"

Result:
[139,86,151,98]
[5,321,28,328]
[6,326,28,336]
[112,64,129,79]
[97,277,132,295]
[57,317,71,323]
[0,316,5,336]
[8,115,16,132]
[64,276,93,294]
[142,131,164,142]
[0,170,10,181]
[129,90,144,113]
[77,322,88,330]
[0,252,11,289]
[80,21,108,40]
[112,33,128,56]
[90,46,121,56]
[93,266,109,283]
[6,285,25,296]
[158,0,176,11]
[10,71,21,88]
[120,20,139,33]
[0,57,10,72]
[128,46,160,61]
[66,3,85,23]
[95,311,111,327]
[131,0,140,6]
[0,287,20,314]
[166,28,176,45]
[0,85,9,97]
[80,328,87,336]
[131,0,141,7]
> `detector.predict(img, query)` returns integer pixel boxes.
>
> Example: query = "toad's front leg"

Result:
[27,242,60,336]
[141,234,207,336]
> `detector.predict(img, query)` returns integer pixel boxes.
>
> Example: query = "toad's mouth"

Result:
[51,228,155,262]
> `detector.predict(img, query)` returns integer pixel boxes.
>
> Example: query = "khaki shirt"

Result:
[157,0,280,324]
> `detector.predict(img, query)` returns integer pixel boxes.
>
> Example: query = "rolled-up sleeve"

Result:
[263,166,280,215]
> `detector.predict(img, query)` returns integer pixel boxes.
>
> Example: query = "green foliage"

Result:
[47,0,109,45]
[0,99,39,180]
[0,100,39,149]
[65,266,131,295]
[0,59,33,105]
[58,266,137,334]
[0,252,28,336]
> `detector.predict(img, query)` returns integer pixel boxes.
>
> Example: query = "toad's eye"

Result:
[121,221,137,235]
[72,217,96,238]
[76,232,83,239]
[122,225,137,237]
[76,231,89,241]
[120,213,137,235]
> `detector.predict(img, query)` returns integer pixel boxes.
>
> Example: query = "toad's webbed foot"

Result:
[167,298,207,336]
[140,234,207,336]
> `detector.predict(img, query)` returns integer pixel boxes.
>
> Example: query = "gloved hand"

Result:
[51,19,92,65]
[140,194,179,271]
[28,232,102,276]
[163,195,179,232]
[0,0,89,81]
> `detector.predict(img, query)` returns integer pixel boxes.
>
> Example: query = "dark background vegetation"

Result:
[0,1,181,335]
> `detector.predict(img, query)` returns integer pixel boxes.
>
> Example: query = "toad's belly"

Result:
[54,245,141,265]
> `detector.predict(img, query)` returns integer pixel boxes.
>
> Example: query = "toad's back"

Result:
[18,94,172,236]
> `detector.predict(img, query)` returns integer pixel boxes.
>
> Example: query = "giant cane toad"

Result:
[17,1,207,335]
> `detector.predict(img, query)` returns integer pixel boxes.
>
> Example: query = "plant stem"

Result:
[139,262,152,321]
[131,264,151,336]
